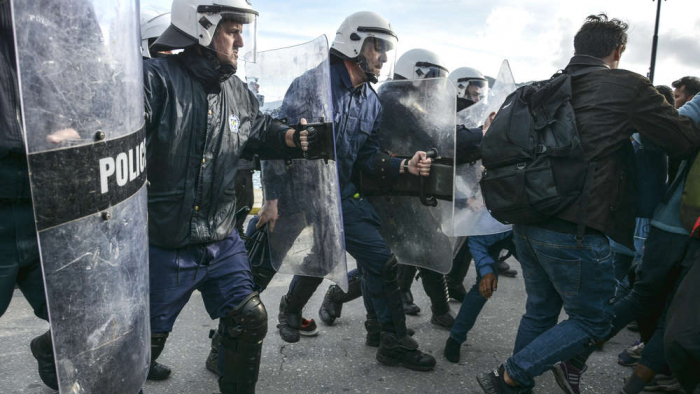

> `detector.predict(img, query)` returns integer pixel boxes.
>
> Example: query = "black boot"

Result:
[398,265,420,315]
[365,318,382,347]
[365,318,416,348]
[497,260,517,278]
[318,273,361,325]
[30,330,58,390]
[218,292,268,394]
[147,333,172,381]
[444,337,461,363]
[421,269,455,329]
[376,332,436,371]
[277,295,301,343]
[277,275,323,343]
[447,242,472,302]
[206,327,222,376]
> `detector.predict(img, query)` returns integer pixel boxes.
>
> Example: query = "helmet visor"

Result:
[359,35,397,83]
[413,62,449,79]
[456,78,488,103]
[196,6,258,63]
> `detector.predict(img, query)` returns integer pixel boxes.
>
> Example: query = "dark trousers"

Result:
[0,199,47,320]
[284,197,402,334]
[665,238,700,393]
[575,226,690,370]
[149,230,255,333]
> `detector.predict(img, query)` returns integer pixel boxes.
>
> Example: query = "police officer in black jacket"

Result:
[142,1,314,393]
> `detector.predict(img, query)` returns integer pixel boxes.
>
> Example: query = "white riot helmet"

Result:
[449,67,488,108]
[394,48,448,80]
[151,0,258,63]
[140,10,171,58]
[331,11,398,84]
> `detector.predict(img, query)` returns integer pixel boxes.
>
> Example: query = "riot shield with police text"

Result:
[12,1,149,392]
[368,78,457,274]
[245,36,348,291]
[448,60,516,236]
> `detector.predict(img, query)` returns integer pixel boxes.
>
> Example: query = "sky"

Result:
[141,0,700,87]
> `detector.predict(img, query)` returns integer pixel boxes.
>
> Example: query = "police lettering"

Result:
[99,139,147,194]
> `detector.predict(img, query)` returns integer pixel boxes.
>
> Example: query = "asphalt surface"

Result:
[1,254,668,394]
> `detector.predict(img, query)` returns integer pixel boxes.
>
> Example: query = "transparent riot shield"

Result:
[448,60,517,237]
[368,78,457,274]
[245,36,348,291]
[12,1,149,392]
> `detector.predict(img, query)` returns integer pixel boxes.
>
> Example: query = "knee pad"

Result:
[220,292,268,344]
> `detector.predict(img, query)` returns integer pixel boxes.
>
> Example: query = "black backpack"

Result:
[480,67,605,234]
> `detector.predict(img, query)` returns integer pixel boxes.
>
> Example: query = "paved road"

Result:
[1,256,659,394]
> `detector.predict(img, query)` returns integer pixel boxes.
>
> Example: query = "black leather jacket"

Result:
[144,50,291,248]
[551,55,700,246]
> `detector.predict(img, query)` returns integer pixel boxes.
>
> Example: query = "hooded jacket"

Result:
[144,50,291,248]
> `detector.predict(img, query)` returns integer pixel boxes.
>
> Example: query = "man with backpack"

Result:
[476,14,700,394]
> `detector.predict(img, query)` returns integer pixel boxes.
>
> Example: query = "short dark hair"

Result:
[655,85,675,107]
[574,14,629,59]
[672,76,700,97]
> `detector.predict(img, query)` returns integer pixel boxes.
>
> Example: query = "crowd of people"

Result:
[1,0,700,393]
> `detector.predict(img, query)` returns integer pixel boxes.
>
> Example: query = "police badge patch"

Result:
[229,114,240,134]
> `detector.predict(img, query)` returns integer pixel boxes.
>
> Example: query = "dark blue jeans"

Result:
[0,199,47,321]
[149,230,255,333]
[449,267,499,344]
[505,224,616,389]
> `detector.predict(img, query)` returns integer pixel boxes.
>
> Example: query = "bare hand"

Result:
[46,128,80,144]
[408,151,431,177]
[479,272,498,299]
[257,199,279,231]
[483,112,497,134]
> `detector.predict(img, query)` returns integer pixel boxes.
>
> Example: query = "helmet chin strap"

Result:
[357,55,378,84]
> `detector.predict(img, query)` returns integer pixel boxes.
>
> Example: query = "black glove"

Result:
[292,126,319,151]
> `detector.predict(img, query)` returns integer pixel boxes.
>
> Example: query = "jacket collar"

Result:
[179,49,235,90]
[332,60,368,98]
[564,55,610,73]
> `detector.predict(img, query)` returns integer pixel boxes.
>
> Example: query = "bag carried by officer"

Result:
[480,65,606,231]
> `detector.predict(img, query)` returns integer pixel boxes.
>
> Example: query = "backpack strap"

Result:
[576,162,598,247]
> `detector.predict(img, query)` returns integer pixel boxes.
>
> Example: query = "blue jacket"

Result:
[467,231,515,278]
[651,95,700,235]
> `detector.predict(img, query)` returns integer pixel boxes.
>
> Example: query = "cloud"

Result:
[139,0,700,85]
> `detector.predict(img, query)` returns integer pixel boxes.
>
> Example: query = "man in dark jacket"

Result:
[477,14,700,394]
[141,1,316,393]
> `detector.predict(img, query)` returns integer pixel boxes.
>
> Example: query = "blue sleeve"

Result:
[679,95,700,125]
[356,105,402,179]
[468,235,496,277]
